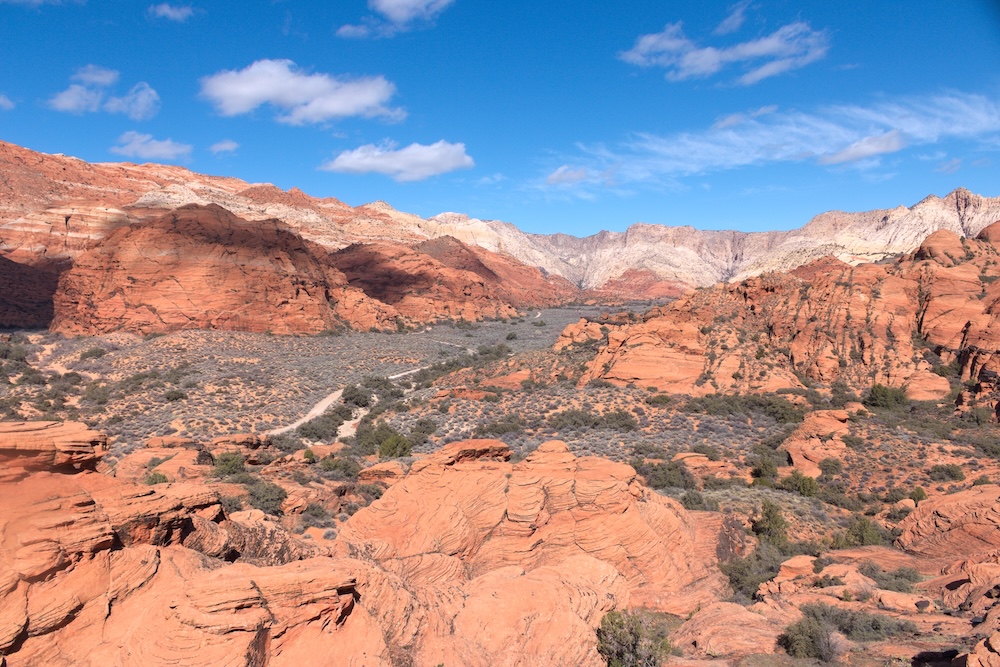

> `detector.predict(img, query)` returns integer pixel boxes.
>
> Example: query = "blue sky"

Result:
[1,0,999,236]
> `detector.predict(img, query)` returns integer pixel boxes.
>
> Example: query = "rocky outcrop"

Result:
[330,241,520,323]
[567,224,1000,400]
[0,429,733,667]
[0,421,106,474]
[895,485,1000,561]
[50,204,398,335]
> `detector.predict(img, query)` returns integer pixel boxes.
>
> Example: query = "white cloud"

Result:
[49,84,104,113]
[320,140,473,181]
[72,64,120,86]
[620,21,829,85]
[545,92,1000,189]
[818,130,905,165]
[337,0,454,38]
[104,82,160,120]
[712,104,777,129]
[714,0,750,35]
[336,24,371,38]
[148,3,193,21]
[49,66,160,120]
[200,59,403,125]
[0,95,14,111]
[110,131,192,161]
[545,165,591,185]
[369,0,453,24]
[210,139,239,154]
[936,158,962,173]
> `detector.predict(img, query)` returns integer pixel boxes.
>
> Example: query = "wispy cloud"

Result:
[209,139,239,154]
[0,95,14,111]
[545,165,591,185]
[48,66,160,120]
[148,3,194,22]
[337,0,454,38]
[712,104,777,129]
[620,20,829,85]
[541,92,1000,191]
[936,157,962,173]
[200,59,403,125]
[818,130,904,165]
[320,140,473,181]
[110,131,192,161]
[714,1,750,35]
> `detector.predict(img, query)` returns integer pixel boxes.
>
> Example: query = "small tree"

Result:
[213,452,246,477]
[596,610,669,667]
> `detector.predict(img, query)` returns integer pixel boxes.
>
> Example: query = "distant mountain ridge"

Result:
[2,139,998,296]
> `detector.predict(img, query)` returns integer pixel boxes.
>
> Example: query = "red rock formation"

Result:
[415,235,580,309]
[331,241,520,323]
[0,421,106,474]
[50,204,398,335]
[565,224,1000,403]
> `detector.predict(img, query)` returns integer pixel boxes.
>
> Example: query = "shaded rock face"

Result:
[565,224,1000,400]
[331,241,520,323]
[0,421,106,475]
[50,204,395,335]
[0,255,59,328]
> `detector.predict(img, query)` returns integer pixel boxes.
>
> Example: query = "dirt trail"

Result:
[267,364,430,437]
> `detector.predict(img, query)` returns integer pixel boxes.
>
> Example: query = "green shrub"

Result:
[909,486,927,504]
[927,463,965,482]
[475,416,524,436]
[378,434,412,459]
[637,461,696,490]
[319,456,361,480]
[355,483,384,499]
[777,470,819,497]
[681,490,719,511]
[220,495,243,514]
[79,347,107,360]
[684,393,805,424]
[863,384,909,410]
[596,610,669,667]
[857,561,921,593]
[818,457,843,476]
[832,514,890,548]
[164,389,187,402]
[144,471,168,485]
[644,394,671,406]
[297,404,354,442]
[342,384,373,408]
[213,452,246,477]
[779,617,837,661]
[355,420,406,457]
[246,480,287,515]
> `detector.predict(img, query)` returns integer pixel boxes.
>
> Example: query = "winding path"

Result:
[266,364,431,437]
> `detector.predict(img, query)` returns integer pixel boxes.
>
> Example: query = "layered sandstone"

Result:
[50,204,398,335]
[0,431,730,667]
[5,139,1000,300]
[566,222,1000,399]
[0,420,106,474]
[0,255,59,328]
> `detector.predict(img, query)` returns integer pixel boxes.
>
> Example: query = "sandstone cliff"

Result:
[3,139,999,297]
[562,221,1000,403]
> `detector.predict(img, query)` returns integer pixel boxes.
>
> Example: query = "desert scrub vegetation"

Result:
[683,392,806,424]
[720,500,820,602]
[779,603,916,662]
[857,561,921,593]
[296,404,354,442]
[596,609,671,667]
